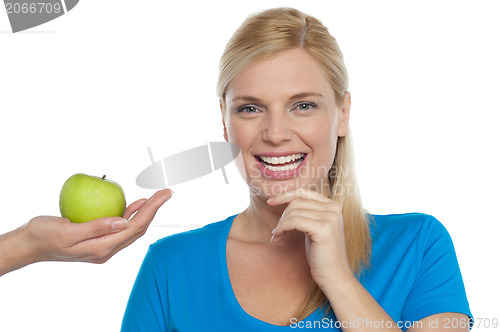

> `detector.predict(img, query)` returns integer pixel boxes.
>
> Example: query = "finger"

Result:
[63,229,124,263]
[274,207,325,237]
[123,198,148,219]
[268,187,330,206]
[113,189,173,244]
[131,189,173,222]
[70,188,174,262]
[62,196,152,247]
[282,198,337,214]
[65,217,130,245]
[279,208,323,226]
[271,215,321,243]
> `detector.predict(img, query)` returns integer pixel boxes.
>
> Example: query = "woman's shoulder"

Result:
[361,212,471,323]
[365,212,460,281]
[368,212,451,243]
[370,212,444,230]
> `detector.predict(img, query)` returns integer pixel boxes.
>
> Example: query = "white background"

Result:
[1,0,499,331]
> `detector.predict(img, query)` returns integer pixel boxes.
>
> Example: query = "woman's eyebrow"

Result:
[232,96,262,103]
[231,92,324,103]
[288,92,324,100]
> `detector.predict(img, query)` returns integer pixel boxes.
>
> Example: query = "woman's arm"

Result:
[269,188,470,331]
[323,272,469,331]
[0,223,39,276]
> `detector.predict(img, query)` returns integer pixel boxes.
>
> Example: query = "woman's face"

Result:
[222,48,350,199]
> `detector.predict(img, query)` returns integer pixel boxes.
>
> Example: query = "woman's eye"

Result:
[237,106,259,113]
[295,102,316,111]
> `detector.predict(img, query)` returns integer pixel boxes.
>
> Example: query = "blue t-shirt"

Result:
[121,213,472,331]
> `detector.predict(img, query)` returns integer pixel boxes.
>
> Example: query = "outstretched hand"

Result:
[0,189,172,276]
[30,188,173,264]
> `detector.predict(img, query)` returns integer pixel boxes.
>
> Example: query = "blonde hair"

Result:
[217,7,372,321]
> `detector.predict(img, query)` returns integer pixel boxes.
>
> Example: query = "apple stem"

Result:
[102,175,106,180]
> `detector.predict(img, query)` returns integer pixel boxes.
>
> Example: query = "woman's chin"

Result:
[248,182,290,199]
[248,177,330,200]
[247,181,301,199]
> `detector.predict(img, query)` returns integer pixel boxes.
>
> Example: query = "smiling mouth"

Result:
[257,153,306,172]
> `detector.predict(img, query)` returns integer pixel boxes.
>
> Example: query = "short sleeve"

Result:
[401,216,472,327]
[121,245,168,332]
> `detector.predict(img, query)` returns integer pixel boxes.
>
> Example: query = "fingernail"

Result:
[272,227,278,234]
[159,189,173,203]
[111,218,129,232]
[270,235,275,242]
[166,189,174,199]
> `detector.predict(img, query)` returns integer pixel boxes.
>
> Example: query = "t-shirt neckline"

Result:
[218,213,323,329]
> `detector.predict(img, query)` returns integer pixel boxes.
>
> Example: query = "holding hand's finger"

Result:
[123,198,148,219]
[64,217,129,245]
[65,189,172,263]
[91,189,174,260]
[130,189,173,223]
[124,189,173,237]
[61,197,152,245]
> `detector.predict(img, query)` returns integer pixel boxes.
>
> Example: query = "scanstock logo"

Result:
[4,0,79,33]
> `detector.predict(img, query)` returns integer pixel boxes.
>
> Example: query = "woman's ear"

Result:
[220,101,229,142]
[338,91,351,137]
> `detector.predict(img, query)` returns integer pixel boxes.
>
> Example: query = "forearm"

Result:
[0,224,39,277]
[323,274,402,331]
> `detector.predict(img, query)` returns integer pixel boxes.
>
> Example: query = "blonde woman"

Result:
[121,8,472,331]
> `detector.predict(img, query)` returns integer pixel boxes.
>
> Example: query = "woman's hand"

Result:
[0,189,172,276]
[267,187,352,290]
[29,188,173,263]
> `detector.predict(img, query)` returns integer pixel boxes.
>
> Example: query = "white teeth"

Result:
[258,153,306,172]
[263,159,303,172]
[259,153,304,165]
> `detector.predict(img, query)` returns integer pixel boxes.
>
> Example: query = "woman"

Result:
[121,8,472,331]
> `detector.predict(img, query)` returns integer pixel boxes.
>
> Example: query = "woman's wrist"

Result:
[321,268,360,302]
[0,223,42,276]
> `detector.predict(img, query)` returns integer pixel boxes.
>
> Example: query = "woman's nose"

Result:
[261,111,292,145]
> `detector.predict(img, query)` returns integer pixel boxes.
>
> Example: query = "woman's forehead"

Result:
[227,48,334,102]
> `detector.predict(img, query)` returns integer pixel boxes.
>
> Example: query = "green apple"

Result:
[59,173,126,223]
